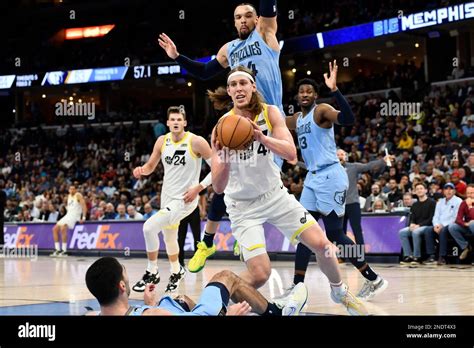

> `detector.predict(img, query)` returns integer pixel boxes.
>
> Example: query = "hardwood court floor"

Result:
[0,256,473,315]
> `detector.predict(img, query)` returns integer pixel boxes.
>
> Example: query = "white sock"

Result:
[147,260,158,274]
[170,260,180,274]
[54,242,60,251]
[330,282,348,296]
[62,244,67,252]
[374,276,382,283]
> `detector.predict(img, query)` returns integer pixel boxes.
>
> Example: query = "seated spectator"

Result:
[47,202,59,222]
[428,183,463,265]
[399,183,436,265]
[397,132,414,151]
[103,180,117,198]
[143,203,157,219]
[448,184,474,261]
[127,205,144,220]
[104,203,117,220]
[372,199,388,213]
[115,204,129,220]
[363,183,388,212]
[428,181,444,201]
[392,192,416,212]
[387,178,403,207]
[451,171,467,199]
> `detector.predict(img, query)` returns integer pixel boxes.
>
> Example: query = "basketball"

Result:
[216,114,254,150]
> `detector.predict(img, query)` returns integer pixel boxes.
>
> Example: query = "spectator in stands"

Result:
[134,197,144,214]
[448,184,474,261]
[363,184,388,212]
[143,203,157,219]
[372,199,388,213]
[104,203,117,220]
[399,183,436,265]
[451,171,467,199]
[429,183,463,265]
[387,178,403,207]
[103,180,117,198]
[397,132,414,151]
[47,202,59,222]
[115,204,129,220]
[127,205,143,220]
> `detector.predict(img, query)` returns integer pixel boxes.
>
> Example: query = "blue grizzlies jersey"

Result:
[227,29,283,112]
[295,105,339,172]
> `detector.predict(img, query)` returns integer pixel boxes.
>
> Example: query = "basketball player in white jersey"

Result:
[132,106,213,294]
[50,185,86,257]
[209,66,367,315]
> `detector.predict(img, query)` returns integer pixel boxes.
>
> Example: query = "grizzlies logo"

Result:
[334,190,347,205]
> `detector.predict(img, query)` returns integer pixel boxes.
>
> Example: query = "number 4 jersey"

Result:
[224,104,282,201]
[161,132,202,200]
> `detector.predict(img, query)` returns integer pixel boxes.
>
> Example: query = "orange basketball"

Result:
[216,114,254,150]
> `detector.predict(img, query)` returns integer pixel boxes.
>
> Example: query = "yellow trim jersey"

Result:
[161,132,202,199]
[66,193,82,217]
[224,104,282,200]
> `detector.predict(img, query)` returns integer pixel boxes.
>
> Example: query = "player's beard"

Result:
[239,29,252,40]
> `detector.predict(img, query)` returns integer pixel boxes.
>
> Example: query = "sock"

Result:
[170,259,180,274]
[293,273,305,285]
[147,259,158,274]
[54,242,60,251]
[203,232,215,248]
[330,281,347,297]
[360,265,378,281]
[262,302,282,316]
[62,244,67,252]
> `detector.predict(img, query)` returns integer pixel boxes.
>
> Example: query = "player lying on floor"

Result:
[85,257,307,316]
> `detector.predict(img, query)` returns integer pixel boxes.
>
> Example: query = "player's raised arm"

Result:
[255,105,296,162]
[133,135,165,178]
[257,0,279,51]
[316,60,355,126]
[158,33,228,80]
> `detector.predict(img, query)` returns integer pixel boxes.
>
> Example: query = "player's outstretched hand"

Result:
[158,33,179,60]
[144,284,157,307]
[133,166,144,179]
[227,301,252,316]
[324,59,338,92]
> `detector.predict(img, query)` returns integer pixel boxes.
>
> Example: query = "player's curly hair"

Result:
[207,66,264,116]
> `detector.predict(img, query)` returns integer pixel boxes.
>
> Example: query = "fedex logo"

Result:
[4,226,35,248]
[69,225,120,249]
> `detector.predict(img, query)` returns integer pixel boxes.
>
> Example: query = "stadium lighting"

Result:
[306,70,311,75]
[356,53,361,57]
[187,82,192,87]
[69,96,73,101]
[292,68,297,73]
[415,42,420,48]
[12,109,15,113]
[42,94,46,98]
[65,25,115,40]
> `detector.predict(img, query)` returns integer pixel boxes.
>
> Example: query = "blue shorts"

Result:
[208,193,227,222]
[300,163,348,217]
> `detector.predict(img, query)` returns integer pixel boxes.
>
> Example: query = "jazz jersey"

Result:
[66,193,82,217]
[161,132,202,200]
[224,104,282,201]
